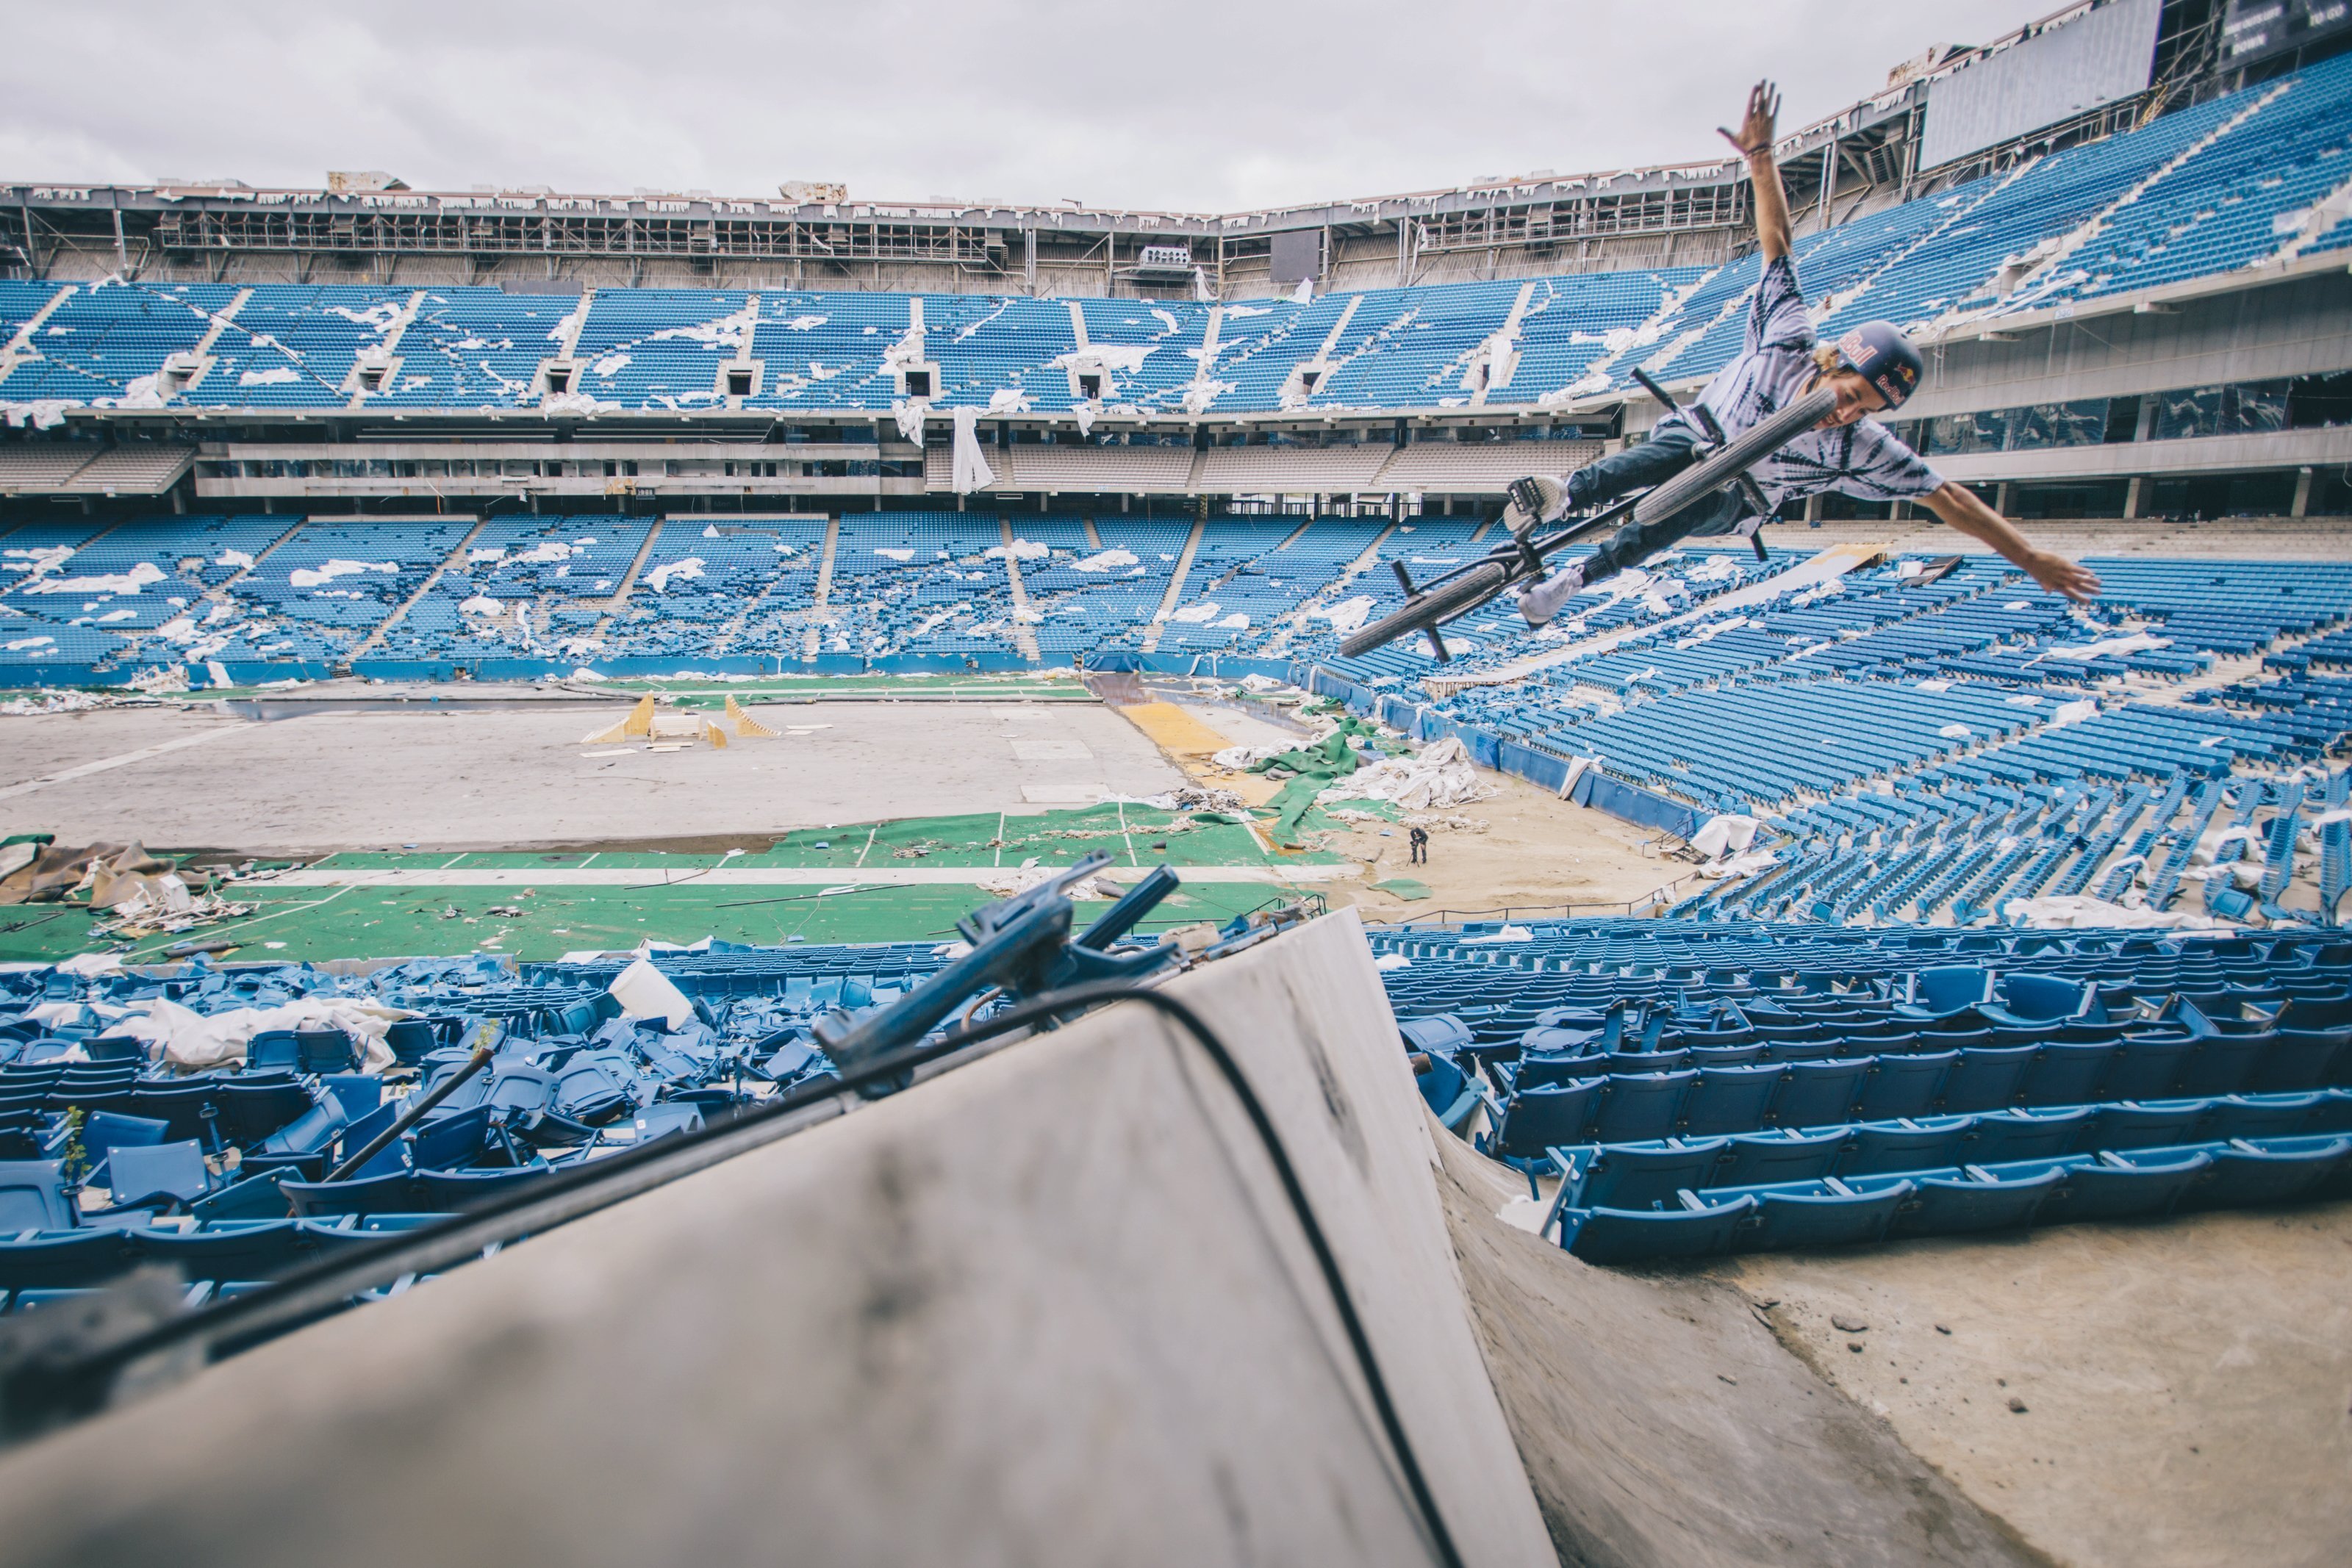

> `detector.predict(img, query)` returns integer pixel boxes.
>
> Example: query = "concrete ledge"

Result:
[0,910,1552,1567]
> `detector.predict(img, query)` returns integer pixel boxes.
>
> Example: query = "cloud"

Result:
[3,0,2068,211]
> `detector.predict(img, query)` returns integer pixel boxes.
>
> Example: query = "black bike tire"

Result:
[1338,560,1510,658]
[1629,384,1839,528]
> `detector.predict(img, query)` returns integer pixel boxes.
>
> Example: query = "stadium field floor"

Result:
[0,804,1345,965]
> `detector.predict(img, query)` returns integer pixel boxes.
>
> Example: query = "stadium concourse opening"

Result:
[4,4,2352,1566]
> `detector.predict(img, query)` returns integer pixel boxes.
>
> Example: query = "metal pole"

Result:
[320,1040,497,1184]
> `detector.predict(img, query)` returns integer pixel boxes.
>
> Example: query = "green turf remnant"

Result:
[1372,877,1432,900]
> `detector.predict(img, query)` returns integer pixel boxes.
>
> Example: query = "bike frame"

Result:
[1377,367,1773,663]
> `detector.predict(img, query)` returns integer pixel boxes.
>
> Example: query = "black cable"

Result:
[963,981,1469,1568]
[9,979,1469,1568]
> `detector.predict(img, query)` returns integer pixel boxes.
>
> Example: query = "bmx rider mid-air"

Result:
[1510,82,2104,627]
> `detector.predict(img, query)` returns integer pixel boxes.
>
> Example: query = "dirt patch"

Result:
[1322,770,1684,921]
[1104,696,1682,918]
[1715,1201,2352,1568]
[1434,1131,2041,1567]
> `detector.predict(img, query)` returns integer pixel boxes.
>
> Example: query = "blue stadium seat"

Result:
[1677,1064,1785,1137]
[1710,1129,1849,1188]
[1853,1049,1955,1121]
[1887,1164,2065,1237]
[1592,1071,1696,1144]
[2190,1135,2351,1207]
[1746,1180,1912,1251]
[2054,1148,2212,1223]
[1562,1195,1757,1264]
[1771,1057,1871,1126]
[1494,1079,1602,1157]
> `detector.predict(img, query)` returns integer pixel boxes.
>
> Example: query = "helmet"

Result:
[1832,321,1924,409]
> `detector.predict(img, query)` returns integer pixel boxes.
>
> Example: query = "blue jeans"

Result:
[1565,427,1749,585]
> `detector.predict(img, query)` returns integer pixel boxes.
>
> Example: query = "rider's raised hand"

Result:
[1718,80,1781,158]
[2027,552,2103,605]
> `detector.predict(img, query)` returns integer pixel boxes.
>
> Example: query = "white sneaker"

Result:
[1515,561,1588,626]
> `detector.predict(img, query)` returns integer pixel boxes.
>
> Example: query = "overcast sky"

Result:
[7,1,2068,211]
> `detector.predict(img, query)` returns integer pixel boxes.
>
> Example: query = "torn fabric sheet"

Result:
[950,405,996,493]
[1318,736,1491,811]
[114,996,409,1072]
[1688,813,1760,860]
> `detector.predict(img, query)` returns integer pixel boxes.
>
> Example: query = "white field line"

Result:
[256,863,1358,888]
[0,727,242,802]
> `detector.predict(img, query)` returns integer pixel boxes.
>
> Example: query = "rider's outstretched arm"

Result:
[1721,82,1790,262]
[1921,481,2102,603]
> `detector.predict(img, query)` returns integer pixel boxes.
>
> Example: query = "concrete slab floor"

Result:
[1713,1200,2352,1568]
[0,701,1182,854]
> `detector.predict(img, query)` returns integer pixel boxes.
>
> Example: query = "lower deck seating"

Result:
[1384,917,2352,1262]
[0,941,950,1301]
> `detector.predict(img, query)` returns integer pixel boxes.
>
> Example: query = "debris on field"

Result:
[1317,736,1492,812]
[4,840,259,949]
[0,688,115,716]
[972,868,1130,900]
[1110,785,1250,814]
[93,889,255,941]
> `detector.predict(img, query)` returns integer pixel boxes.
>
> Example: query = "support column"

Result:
[2292,467,2313,519]
[2123,476,2144,519]
[1802,492,1824,523]
[1993,481,2012,515]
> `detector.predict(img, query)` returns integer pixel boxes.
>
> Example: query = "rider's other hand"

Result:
[1505,475,1564,534]
[1718,80,1780,158]
[2028,552,2102,604]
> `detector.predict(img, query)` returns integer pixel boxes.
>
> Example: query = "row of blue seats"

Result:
[1551,1131,2352,1264]
[1485,1032,2352,1157]
[1524,1087,2352,1208]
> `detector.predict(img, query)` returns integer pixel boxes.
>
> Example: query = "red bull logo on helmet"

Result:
[1835,324,1923,408]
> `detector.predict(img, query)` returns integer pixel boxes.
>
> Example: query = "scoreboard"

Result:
[2222,0,2352,65]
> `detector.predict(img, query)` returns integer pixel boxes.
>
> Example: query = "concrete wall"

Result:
[0,910,1555,1567]
[1907,268,2352,419]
